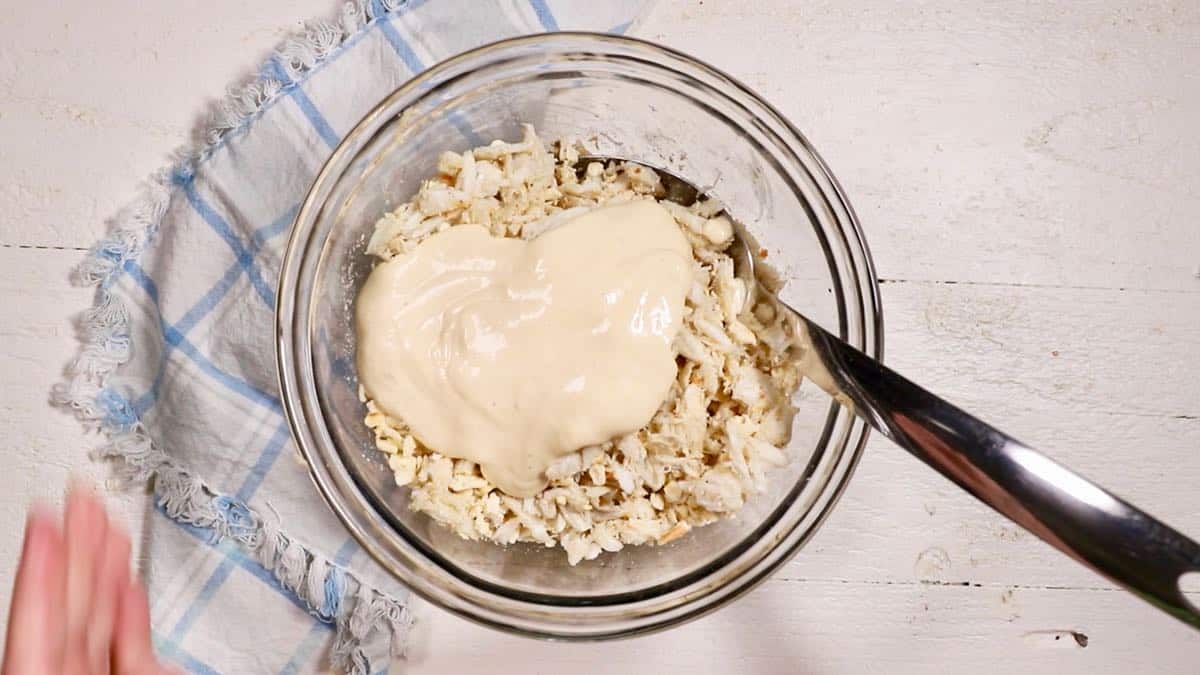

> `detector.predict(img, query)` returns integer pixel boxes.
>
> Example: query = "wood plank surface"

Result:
[1,0,1197,671]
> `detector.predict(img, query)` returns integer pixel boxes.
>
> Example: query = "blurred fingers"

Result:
[86,525,132,674]
[64,485,110,671]
[1,507,68,675]
[113,576,160,675]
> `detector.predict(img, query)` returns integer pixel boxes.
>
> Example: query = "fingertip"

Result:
[67,480,106,516]
[85,524,135,673]
[67,474,98,494]
[4,505,68,673]
[65,477,99,510]
[65,486,110,554]
[113,574,158,673]
[64,481,109,656]
[23,505,64,560]
[117,575,152,640]
[27,500,60,525]
[28,499,57,518]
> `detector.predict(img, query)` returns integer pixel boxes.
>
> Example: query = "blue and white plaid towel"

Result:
[53,1,650,672]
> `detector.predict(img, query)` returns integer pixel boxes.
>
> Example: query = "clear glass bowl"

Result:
[277,32,882,638]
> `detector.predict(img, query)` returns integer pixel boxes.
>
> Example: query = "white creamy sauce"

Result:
[356,200,692,497]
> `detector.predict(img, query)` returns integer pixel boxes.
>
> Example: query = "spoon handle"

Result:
[785,304,1200,628]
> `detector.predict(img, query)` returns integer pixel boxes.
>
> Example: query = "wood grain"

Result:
[640,0,1200,293]
[406,579,1198,674]
[1,0,1198,671]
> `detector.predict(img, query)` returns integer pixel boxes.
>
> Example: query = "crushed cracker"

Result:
[361,126,802,564]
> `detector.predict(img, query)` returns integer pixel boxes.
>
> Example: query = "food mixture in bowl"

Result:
[357,126,803,564]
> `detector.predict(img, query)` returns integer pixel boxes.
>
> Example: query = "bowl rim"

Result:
[276,30,884,639]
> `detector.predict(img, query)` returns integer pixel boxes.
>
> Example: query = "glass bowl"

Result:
[277,32,882,638]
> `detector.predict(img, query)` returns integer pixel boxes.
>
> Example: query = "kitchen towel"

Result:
[53,1,651,672]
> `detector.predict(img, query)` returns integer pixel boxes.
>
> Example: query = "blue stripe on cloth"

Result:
[124,261,282,412]
[161,502,337,626]
[448,112,486,147]
[316,326,360,399]
[178,180,276,307]
[253,205,299,246]
[131,206,296,417]
[265,59,341,149]
[610,20,632,34]
[133,381,158,418]
[333,537,358,565]
[370,6,487,148]
[165,508,218,543]
[126,258,161,303]
[234,422,292,502]
[165,324,281,410]
[173,260,244,336]
[276,622,327,675]
[154,632,222,675]
[167,435,290,646]
[368,5,485,148]
[372,0,424,74]
[176,206,297,336]
[128,199,300,662]
[277,538,361,674]
[167,422,295,645]
[168,557,238,643]
[528,0,559,31]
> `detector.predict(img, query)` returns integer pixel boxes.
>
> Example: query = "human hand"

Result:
[2,487,173,674]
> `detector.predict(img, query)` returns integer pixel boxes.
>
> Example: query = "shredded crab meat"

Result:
[362,125,802,564]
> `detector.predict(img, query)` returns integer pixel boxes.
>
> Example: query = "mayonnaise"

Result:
[355,200,692,498]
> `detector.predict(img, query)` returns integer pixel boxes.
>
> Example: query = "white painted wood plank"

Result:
[783,277,1200,590]
[0,0,334,248]
[410,577,1200,674]
[875,281,1199,420]
[1,0,1198,671]
[639,0,1200,292]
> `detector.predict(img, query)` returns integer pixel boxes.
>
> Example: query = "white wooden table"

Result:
[2,1,1198,671]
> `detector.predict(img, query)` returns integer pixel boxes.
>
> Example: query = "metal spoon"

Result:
[581,156,1200,629]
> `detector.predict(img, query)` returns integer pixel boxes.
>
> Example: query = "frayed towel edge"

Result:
[50,1,417,673]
